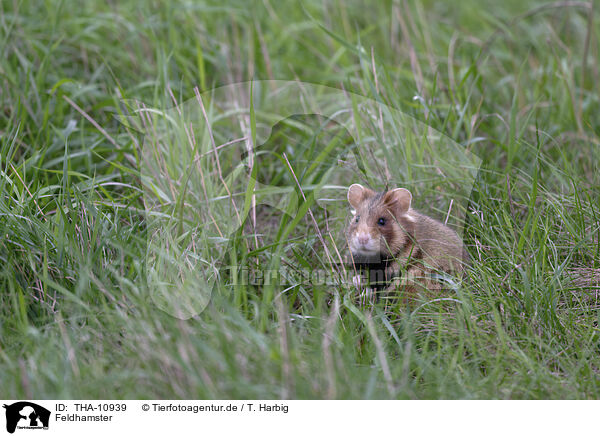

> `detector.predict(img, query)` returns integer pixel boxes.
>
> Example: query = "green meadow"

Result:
[1,0,599,399]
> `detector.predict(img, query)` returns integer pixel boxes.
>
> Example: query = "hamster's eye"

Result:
[377,217,386,226]
[355,215,360,223]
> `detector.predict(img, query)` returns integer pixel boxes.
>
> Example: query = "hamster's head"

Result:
[346,183,415,262]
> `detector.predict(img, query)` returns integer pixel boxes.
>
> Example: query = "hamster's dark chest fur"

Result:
[353,260,393,290]
[349,243,423,291]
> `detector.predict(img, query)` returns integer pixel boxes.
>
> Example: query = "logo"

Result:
[3,402,50,434]
[117,80,481,319]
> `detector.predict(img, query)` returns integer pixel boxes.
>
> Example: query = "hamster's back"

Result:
[412,211,466,273]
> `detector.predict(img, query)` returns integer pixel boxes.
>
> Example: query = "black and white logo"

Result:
[3,402,50,434]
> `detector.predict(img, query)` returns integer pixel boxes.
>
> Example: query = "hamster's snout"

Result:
[350,231,380,255]
[357,233,370,245]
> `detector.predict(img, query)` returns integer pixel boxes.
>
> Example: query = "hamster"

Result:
[345,183,467,297]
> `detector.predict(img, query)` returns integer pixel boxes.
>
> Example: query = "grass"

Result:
[1,0,599,399]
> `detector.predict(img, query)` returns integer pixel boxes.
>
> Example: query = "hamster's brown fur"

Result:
[346,183,467,298]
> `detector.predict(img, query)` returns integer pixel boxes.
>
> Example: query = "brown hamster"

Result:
[346,183,467,297]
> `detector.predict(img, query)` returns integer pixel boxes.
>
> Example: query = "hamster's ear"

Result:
[348,184,375,209]
[383,188,412,216]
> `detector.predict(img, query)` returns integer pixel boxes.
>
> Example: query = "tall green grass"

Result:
[0,0,599,399]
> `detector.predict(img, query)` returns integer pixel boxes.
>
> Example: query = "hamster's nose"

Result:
[357,234,370,245]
